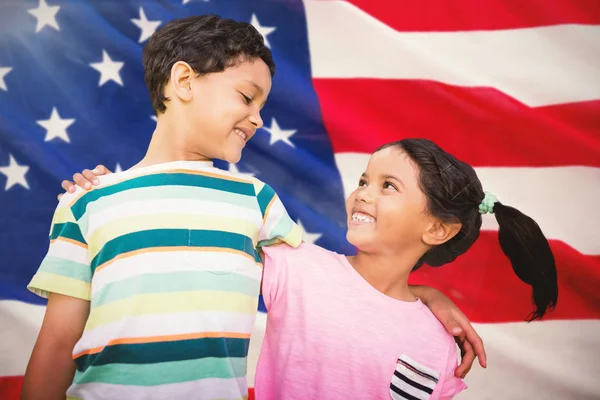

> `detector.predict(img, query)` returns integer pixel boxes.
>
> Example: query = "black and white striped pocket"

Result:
[390,354,440,400]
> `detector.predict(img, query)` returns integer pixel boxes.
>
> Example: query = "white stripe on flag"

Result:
[0,300,45,376]
[304,0,600,107]
[458,320,600,399]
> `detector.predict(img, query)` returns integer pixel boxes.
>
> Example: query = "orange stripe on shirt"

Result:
[50,237,88,249]
[73,331,251,359]
[262,196,277,225]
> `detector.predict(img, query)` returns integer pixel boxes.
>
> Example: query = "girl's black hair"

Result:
[377,139,558,321]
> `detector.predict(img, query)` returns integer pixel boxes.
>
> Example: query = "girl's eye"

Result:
[383,181,398,191]
[358,179,367,187]
[241,94,252,104]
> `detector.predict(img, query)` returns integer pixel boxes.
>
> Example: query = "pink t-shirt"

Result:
[255,243,467,400]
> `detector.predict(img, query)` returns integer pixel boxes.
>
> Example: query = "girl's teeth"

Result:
[352,213,374,222]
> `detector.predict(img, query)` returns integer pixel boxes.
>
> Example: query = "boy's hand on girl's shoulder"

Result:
[430,296,487,378]
[412,285,487,378]
[57,165,112,200]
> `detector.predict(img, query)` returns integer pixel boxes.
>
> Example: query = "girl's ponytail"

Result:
[480,193,558,321]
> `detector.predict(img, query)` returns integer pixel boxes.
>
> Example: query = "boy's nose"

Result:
[249,112,263,129]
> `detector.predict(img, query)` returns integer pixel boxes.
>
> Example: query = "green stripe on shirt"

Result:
[256,183,276,216]
[71,173,256,220]
[50,222,87,245]
[37,256,91,283]
[90,229,260,272]
[75,337,249,371]
[73,356,247,385]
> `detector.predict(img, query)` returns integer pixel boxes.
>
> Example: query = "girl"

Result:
[253,138,557,399]
[61,138,557,399]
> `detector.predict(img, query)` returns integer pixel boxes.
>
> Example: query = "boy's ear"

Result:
[422,219,462,246]
[169,61,195,102]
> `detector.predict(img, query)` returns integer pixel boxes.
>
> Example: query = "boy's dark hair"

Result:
[142,14,275,114]
[377,139,558,321]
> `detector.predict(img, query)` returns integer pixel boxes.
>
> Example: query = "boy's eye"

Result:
[241,94,252,104]
[358,179,367,187]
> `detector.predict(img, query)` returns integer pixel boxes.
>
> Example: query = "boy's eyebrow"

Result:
[245,80,264,94]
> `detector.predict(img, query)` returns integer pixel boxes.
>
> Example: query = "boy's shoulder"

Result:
[215,167,262,187]
[55,168,143,213]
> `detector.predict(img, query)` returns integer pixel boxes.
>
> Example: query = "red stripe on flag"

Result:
[314,79,600,167]
[0,376,23,400]
[343,0,600,31]
[0,376,255,399]
[408,233,600,323]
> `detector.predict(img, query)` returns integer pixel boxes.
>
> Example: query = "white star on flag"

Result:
[150,115,157,122]
[250,14,276,48]
[114,163,123,173]
[182,0,210,4]
[0,67,11,91]
[131,7,161,43]
[0,154,30,191]
[36,107,75,143]
[228,163,255,179]
[264,118,296,147]
[90,50,125,87]
[28,0,60,33]
[297,219,322,245]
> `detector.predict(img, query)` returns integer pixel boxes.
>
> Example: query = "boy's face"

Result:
[184,58,272,164]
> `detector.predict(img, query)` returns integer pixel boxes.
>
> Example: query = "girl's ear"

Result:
[422,219,461,246]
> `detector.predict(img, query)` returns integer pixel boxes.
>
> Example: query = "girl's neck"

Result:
[347,250,421,302]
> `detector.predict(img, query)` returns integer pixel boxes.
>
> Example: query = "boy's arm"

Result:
[24,193,93,398]
[254,180,302,249]
[21,293,89,400]
[409,285,487,378]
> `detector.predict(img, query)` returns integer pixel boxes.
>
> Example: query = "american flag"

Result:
[1,1,599,399]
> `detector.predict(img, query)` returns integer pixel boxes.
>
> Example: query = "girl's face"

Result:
[345,147,432,255]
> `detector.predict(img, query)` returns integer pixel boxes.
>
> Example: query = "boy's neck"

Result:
[136,115,212,168]
[346,249,422,302]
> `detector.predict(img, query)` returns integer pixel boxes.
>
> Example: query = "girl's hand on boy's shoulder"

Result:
[57,164,111,200]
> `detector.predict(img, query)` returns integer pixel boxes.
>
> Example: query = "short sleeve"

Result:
[260,244,292,310]
[27,197,92,301]
[254,179,302,249]
[438,343,468,399]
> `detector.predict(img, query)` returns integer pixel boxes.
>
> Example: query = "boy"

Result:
[24,14,485,400]
[23,15,299,400]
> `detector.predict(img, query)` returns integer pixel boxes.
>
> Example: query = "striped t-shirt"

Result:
[28,160,302,400]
